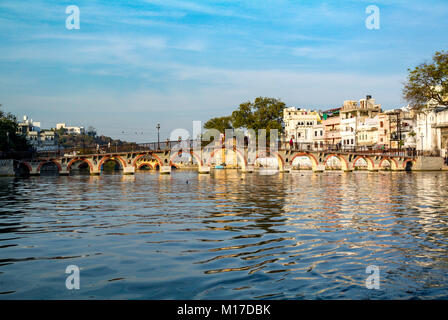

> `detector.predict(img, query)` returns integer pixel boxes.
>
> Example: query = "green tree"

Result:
[0,104,30,152]
[55,127,67,136]
[203,116,232,133]
[87,126,97,137]
[231,97,285,134]
[403,50,448,110]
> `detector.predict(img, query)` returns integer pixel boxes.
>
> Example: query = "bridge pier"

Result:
[198,165,211,174]
[241,165,254,173]
[123,166,135,175]
[160,166,171,174]
[313,164,325,172]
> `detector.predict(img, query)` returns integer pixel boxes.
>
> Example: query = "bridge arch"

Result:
[170,149,204,167]
[132,153,163,168]
[206,147,248,169]
[403,158,416,171]
[37,160,62,173]
[17,161,32,176]
[290,152,319,170]
[323,154,349,171]
[137,162,154,170]
[169,161,180,169]
[98,156,126,171]
[379,157,398,171]
[67,158,93,173]
[253,150,285,171]
[352,155,375,171]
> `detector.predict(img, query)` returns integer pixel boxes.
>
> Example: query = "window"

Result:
[351,139,354,144]
[380,121,384,128]
[315,131,317,136]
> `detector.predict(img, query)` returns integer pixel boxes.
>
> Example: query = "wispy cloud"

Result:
[1,0,448,141]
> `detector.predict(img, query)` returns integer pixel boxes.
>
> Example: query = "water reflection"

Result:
[1,171,448,299]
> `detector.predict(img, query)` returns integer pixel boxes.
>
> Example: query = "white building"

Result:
[357,116,379,148]
[415,106,448,156]
[56,123,85,135]
[17,115,41,135]
[340,96,382,150]
[27,130,58,151]
[17,116,58,151]
[340,117,357,149]
[283,107,322,144]
[312,123,325,150]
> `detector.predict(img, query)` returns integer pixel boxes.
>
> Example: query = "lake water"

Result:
[1,170,448,299]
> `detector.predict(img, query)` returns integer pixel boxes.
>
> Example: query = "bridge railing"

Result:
[33,139,440,159]
[277,140,423,157]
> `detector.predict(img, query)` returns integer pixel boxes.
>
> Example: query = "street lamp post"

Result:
[156,123,160,150]
[421,132,424,146]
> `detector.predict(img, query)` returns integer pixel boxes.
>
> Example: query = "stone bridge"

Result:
[14,143,443,176]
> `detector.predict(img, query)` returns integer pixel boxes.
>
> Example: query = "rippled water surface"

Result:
[1,170,448,299]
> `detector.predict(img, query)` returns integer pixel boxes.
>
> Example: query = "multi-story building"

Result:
[283,107,322,144]
[27,130,58,151]
[17,115,59,151]
[357,116,379,149]
[56,123,85,135]
[312,123,325,150]
[340,117,357,150]
[322,108,341,147]
[385,106,416,149]
[415,106,448,156]
[340,96,382,149]
[377,113,390,148]
[17,115,41,135]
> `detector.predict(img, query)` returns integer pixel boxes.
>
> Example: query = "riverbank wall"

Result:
[0,159,15,176]
[414,156,445,171]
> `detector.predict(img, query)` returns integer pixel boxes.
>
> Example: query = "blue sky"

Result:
[1,0,448,142]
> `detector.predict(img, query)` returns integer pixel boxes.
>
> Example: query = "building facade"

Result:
[17,115,59,151]
[356,116,379,149]
[339,96,382,149]
[283,107,322,144]
[415,106,448,156]
[312,123,325,150]
[322,108,341,146]
[56,123,85,135]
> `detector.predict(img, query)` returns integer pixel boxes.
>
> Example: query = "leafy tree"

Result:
[203,116,232,133]
[0,104,30,152]
[403,50,448,110]
[231,97,285,134]
[55,127,67,136]
[87,126,97,137]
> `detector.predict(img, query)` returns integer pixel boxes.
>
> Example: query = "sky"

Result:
[1,0,448,142]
